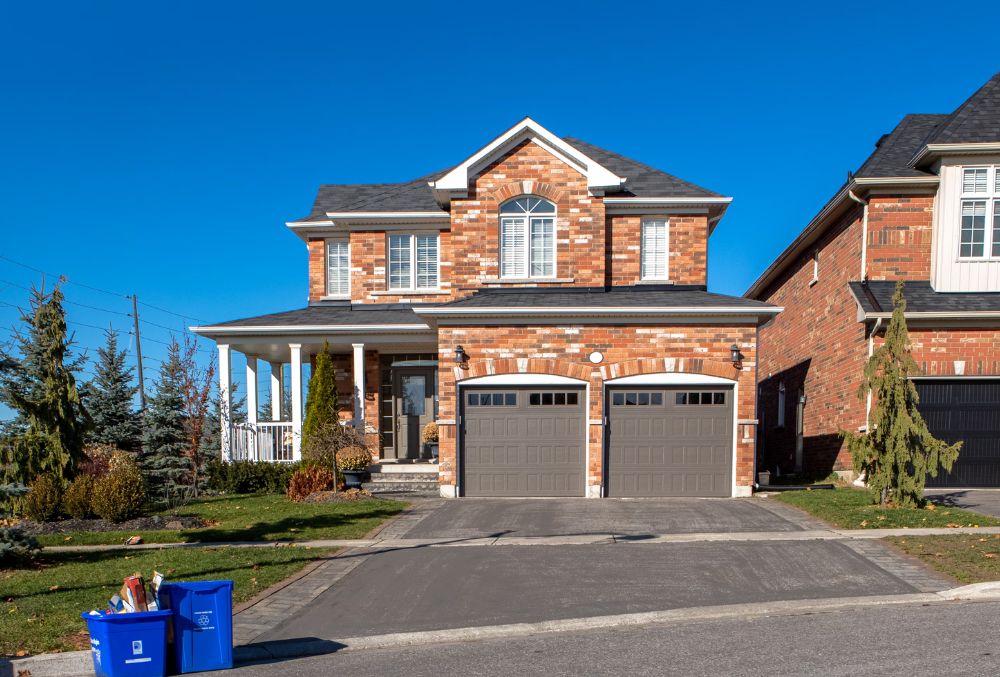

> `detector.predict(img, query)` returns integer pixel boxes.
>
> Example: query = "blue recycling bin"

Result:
[161,580,234,673]
[81,610,172,677]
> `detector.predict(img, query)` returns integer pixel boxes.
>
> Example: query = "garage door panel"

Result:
[608,387,733,498]
[462,388,585,497]
[919,380,1000,488]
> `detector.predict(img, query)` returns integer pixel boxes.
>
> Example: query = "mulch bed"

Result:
[18,514,207,536]
[302,489,375,503]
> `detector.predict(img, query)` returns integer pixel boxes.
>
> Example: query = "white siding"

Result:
[931,157,1000,292]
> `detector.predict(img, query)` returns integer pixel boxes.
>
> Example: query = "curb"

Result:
[11,584,1000,675]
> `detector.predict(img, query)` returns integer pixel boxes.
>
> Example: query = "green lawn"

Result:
[887,534,1000,584]
[34,493,406,547]
[774,487,1000,529]
[1,545,336,656]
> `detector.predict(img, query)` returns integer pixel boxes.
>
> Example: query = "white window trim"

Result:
[325,238,350,298]
[958,165,1000,261]
[640,217,670,281]
[499,197,557,280]
[387,232,441,292]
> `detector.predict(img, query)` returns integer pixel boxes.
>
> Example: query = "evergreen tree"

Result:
[0,281,89,485]
[843,281,962,506]
[141,339,188,504]
[85,328,141,452]
[0,482,39,565]
[302,342,338,449]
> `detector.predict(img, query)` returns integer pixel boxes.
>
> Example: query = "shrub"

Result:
[336,445,373,472]
[286,466,335,502]
[63,475,96,519]
[0,483,39,566]
[92,452,146,522]
[206,459,299,495]
[23,475,63,522]
[302,420,369,470]
[421,422,439,444]
[78,443,120,479]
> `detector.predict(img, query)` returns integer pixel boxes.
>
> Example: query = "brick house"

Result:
[746,74,1000,487]
[193,119,779,498]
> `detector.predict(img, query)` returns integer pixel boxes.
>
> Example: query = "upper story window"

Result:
[499,197,555,278]
[388,233,439,291]
[326,239,350,297]
[959,165,1000,259]
[641,218,669,280]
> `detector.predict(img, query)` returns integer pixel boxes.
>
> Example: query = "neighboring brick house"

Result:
[746,73,1000,487]
[193,118,779,498]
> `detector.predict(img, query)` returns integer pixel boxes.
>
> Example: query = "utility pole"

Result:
[131,294,146,410]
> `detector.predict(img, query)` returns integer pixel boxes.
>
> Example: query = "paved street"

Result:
[928,489,1000,518]
[227,600,1000,676]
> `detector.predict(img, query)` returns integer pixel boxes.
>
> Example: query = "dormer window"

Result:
[499,197,555,278]
[959,166,1000,259]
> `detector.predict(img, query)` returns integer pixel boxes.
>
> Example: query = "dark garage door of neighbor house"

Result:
[607,387,734,497]
[918,380,1000,488]
[461,387,586,497]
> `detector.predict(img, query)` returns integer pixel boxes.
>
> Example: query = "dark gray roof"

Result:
[436,286,775,310]
[294,136,722,221]
[562,138,722,198]
[849,281,1000,314]
[205,304,431,329]
[924,73,1000,145]
[855,114,946,178]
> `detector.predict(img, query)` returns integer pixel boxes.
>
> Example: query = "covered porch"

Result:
[191,306,440,465]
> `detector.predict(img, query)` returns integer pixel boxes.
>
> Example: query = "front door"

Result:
[392,367,436,461]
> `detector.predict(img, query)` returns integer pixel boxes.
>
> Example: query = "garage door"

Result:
[607,387,733,497]
[918,380,1000,488]
[461,387,586,497]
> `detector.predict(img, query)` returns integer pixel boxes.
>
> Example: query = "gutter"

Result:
[189,324,432,337]
[413,306,783,318]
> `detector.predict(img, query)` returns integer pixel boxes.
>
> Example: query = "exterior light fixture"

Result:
[730,344,743,367]
[455,345,467,364]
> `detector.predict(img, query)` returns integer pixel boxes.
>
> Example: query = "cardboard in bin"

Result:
[81,609,172,677]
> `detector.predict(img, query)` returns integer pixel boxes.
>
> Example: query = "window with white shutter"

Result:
[641,218,669,280]
[326,240,350,296]
[388,234,439,290]
[499,197,555,278]
[959,166,1000,259]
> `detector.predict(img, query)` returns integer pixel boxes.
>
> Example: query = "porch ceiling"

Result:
[223,334,438,362]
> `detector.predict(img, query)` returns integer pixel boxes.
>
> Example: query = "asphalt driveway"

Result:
[927,489,1000,518]
[404,498,804,539]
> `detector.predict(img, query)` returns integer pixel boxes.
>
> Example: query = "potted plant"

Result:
[421,422,439,463]
[336,445,373,489]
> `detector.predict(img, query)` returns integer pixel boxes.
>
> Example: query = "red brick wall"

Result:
[866,195,934,281]
[757,206,869,474]
[607,215,708,286]
[434,323,759,494]
[893,328,1000,376]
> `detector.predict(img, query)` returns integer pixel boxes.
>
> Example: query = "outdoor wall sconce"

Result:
[730,343,743,368]
[454,344,467,365]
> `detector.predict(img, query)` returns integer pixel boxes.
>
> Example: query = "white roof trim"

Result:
[323,211,448,220]
[429,117,626,198]
[414,306,782,317]
[459,374,587,386]
[190,324,431,336]
[864,311,1000,320]
[912,142,1000,166]
[602,197,733,205]
[606,373,736,385]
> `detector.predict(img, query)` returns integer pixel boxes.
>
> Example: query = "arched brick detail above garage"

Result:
[453,357,591,384]
[489,180,566,206]
[600,357,739,382]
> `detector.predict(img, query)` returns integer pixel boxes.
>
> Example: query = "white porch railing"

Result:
[227,422,296,462]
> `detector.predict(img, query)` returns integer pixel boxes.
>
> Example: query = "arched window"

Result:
[499,197,556,278]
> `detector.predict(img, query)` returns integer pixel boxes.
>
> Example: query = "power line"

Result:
[138,300,207,324]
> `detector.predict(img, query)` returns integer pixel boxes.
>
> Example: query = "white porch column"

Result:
[269,362,284,421]
[245,356,258,427]
[218,344,232,462]
[352,342,365,430]
[290,343,303,461]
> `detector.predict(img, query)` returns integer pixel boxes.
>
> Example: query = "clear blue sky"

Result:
[1,1,998,404]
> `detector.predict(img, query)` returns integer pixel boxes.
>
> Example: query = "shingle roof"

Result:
[433,286,775,310]
[293,136,722,222]
[202,304,432,329]
[854,114,947,178]
[924,73,1000,145]
[848,280,1000,314]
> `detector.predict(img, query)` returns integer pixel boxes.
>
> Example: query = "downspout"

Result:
[847,189,869,280]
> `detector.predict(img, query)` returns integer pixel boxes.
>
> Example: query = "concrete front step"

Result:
[363,480,440,495]
[369,472,439,483]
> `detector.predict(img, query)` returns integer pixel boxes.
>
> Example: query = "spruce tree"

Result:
[85,328,141,452]
[141,339,189,504]
[843,281,961,506]
[0,281,89,485]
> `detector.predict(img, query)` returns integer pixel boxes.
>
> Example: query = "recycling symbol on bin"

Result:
[196,614,211,628]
